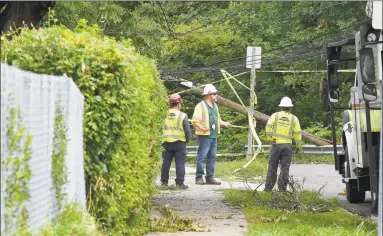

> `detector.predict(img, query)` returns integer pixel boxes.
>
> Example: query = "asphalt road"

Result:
[289,164,374,217]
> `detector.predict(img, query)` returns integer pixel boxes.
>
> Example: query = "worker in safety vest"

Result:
[192,84,231,185]
[264,96,302,191]
[161,93,191,189]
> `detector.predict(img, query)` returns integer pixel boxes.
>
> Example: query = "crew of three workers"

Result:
[161,84,302,190]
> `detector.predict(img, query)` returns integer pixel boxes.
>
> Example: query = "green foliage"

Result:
[36,202,103,236]
[149,204,206,232]
[218,107,248,153]
[53,2,167,59]
[1,20,168,235]
[3,100,33,236]
[306,117,343,143]
[52,102,68,206]
[224,189,377,236]
[164,22,246,69]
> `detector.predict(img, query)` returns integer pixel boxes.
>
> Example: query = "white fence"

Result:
[1,64,85,234]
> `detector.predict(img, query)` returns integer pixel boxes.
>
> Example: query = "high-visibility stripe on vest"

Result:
[265,111,302,148]
[192,101,221,135]
[162,109,186,143]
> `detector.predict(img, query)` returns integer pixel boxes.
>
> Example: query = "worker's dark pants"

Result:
[161,141,186,185]
[264,144,293,191]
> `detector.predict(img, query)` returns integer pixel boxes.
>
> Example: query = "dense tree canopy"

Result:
[52,1,367,145]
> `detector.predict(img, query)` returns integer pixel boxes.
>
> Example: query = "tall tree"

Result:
[0,1,55,35]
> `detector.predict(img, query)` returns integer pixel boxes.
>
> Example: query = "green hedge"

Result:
[1,20,167,235]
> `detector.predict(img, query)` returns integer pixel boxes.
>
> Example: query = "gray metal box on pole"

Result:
[246,46,261,158]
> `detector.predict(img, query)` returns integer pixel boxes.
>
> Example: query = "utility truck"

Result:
[324,1,382,214]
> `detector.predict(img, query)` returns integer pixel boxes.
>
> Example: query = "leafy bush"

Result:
[1,20,168,235]
[306,117,343,143]
[217,107,249,153]
[36,203,103,236]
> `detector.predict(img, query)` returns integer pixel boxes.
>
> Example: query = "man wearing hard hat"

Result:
[264,96,302,191]
[161,93,191,189]
[192,84,231,185]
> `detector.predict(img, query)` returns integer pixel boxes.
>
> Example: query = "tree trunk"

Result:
[0,1,55,35]
[187,87,332,146]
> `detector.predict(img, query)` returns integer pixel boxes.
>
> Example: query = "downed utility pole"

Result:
[185,87,332,146]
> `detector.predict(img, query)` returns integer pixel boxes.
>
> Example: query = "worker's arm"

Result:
[183,115,191,143]
[219,119,231,128]
[265,113,275,143]
[192,104,209,132]
[293,117,302,150]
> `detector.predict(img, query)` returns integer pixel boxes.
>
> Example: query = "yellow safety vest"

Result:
[266,111,302,148]
[347,109,381,132]
[162,109,186,143]
[192,101,221,135]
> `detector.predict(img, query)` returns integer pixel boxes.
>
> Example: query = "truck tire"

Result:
[345,154,365,203]
[346,182,365,203]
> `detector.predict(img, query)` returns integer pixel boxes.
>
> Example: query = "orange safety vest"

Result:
[192,101,221,135]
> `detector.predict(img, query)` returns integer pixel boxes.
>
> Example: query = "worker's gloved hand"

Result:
[271,139,276,146]
[200,126,210,132]
[222,121,231,128]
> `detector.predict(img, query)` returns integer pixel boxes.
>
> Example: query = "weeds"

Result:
[224,188,377,235]
[149,204,206,232]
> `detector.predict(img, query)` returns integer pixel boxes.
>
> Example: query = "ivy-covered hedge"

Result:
[1,20,167,235]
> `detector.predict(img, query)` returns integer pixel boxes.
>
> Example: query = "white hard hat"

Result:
[278,96,294,107]
[202,84,218,95]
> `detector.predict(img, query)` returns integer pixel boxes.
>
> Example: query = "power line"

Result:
[162,51,327,97]
[161,48,325,76]
[160,41,327,74]
[160,19,365,71]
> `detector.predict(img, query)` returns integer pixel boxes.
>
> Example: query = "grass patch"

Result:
[149,204,206,232]
[215,158,268,180]
[223,189,377,236]
[292,153,333,164]
[214,153,333,180]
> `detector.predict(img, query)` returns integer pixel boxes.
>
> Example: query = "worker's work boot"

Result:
[195,179,206,185]
[176,184,188,189]
[206,178,221,185]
